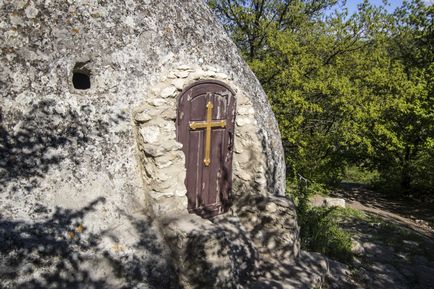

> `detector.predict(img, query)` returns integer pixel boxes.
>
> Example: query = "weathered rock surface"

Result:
[0,0,324,288]
[160,197,327,289]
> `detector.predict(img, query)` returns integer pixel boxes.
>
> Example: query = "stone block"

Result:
[160,85,177,98]
[324,197,346,208]
[142,144,165,157]
[139,126,160,144]
[171,78,185,90]
[236,117,252,127]
[237,106,255,115]
[177,65,191,71]
[174,70,189,78]
[134,110,152,123]
[161,213,257,289]
[310,196,346,208]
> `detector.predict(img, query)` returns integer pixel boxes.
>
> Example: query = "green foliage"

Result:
[331,206,368,221]
[298,206,354,263]
[289,176,328,208]
[343,166,379,185]
[291,179,355,263]
[209,0,434,195]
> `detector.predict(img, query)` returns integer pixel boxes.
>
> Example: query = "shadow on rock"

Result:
[0,198,179,289]
[0,99,124,190]
[160,193,327,289]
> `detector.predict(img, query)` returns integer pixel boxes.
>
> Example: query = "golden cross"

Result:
[189,101,226,166]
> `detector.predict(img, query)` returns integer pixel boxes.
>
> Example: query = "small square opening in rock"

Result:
[72,63,91,90]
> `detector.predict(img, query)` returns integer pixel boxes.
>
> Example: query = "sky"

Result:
[330,0,433,16]
[345,0,404,14]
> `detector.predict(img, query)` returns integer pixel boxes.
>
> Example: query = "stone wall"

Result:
[133,64,268,217]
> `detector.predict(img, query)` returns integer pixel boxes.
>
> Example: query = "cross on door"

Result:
[177,80,236,218]
[189,101,226,166]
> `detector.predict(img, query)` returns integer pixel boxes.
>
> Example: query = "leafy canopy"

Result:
[209,0,434,194]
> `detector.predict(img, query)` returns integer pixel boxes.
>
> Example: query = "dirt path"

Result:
[322,184,434,289]
[330,183,434,240]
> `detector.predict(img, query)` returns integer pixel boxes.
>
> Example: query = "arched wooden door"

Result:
[176,80,236,218]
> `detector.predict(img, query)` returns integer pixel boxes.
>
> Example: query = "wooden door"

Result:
[176,80,236,218]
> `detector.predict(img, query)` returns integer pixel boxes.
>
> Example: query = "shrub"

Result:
[298,206,353,263]
[290,177,354,263]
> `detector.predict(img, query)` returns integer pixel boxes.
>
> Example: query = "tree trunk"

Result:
[400,146,411,194]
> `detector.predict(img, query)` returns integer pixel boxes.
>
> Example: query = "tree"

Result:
[207,0,337,61]
[209,0,434,194]
[355,0,434,193]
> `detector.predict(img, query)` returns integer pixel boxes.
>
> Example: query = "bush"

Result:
[298,206,353,263]
[290,178,354,263]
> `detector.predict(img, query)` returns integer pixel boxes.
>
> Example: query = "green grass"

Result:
[298,206,354,263]
[291,179,365,264]
[329,207,368,221]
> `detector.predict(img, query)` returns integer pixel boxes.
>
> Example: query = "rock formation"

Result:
[0,1,326,288]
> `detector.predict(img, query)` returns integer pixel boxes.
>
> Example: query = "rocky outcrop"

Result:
[160,196,327,289]
[0,1,324,288]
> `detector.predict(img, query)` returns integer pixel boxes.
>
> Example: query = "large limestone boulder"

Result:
[0,1,325,288]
